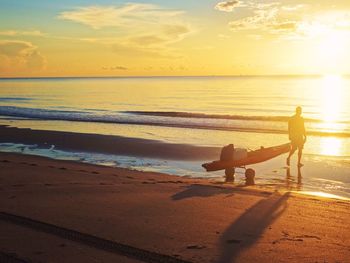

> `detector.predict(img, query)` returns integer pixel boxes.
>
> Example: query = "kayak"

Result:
[202,143,291,172]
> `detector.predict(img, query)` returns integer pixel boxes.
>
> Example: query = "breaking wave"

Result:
[0,106,348,137]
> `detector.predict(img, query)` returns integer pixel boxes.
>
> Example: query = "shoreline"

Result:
[1,151,349,201]
[0,125,220,161]
[1,124,350,199]
[1,152,349,262]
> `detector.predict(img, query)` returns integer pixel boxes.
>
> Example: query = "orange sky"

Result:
[1,0,350,77]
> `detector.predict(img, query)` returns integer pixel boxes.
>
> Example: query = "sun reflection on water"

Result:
[316,75,345,156]
[294,191,350,201]
[320,75,344,124]
[320,137,342,156]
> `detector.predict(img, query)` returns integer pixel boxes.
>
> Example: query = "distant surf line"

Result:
[0,106,349,138]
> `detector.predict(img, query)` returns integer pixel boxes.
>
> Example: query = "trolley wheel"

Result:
[245,168,255,180]
[225,167,235,182]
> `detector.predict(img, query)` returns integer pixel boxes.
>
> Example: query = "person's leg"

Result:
[287,144,296,166]
[297,147,303,167]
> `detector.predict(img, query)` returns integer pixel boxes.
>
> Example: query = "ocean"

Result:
[0,76,350,198]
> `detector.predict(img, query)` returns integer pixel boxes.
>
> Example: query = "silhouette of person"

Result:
[287,106,306,167]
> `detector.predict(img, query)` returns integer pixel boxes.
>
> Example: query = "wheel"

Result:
[245,168,255,185]
[225,167,235,182]
[245,168,255,178]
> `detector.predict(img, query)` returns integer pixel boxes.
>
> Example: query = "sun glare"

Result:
[316,30,348,66]
[319,75,344,125]
[303,15,350,74]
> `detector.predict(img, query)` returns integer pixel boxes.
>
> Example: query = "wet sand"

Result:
[1,152,349,263]
[0,125,220,161]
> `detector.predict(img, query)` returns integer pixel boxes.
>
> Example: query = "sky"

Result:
[1,0,350,77]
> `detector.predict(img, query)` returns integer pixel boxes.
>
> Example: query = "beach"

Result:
[3,0,350,261]
[1,152,349,262]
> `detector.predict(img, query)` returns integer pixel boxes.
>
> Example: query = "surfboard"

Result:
[202,143,291,172]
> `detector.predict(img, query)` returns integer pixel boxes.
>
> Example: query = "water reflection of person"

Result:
[286,167,302,191]
[297,166,302,190]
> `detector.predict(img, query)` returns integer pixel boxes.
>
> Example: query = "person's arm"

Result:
[302,118,307,142]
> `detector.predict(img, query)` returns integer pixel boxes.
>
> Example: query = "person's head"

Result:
[296,106,302,116]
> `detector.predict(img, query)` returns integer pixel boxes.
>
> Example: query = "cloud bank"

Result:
[0,40,46,71]
[57,3,192,60]
[0,30,45,37]
[220,1,350,40]
[58,3,184,29]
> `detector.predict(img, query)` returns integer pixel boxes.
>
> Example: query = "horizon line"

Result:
[0,74,349,80]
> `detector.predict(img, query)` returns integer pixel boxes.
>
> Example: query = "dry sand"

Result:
[1,152,349,263]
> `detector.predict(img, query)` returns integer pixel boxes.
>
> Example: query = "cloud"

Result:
[226,2,308,38]
[282,5,305,12]
[128,24,191,47]
[0,40,46,70]
[270,21,298,33]
[249,2,280,10]
[111,42,181,59]
[163,24,190,38]
[58,3,184,29]
[0,30,45,37]
[57,3,192,61]
[224,1,350,41]
[229,7,278,30]
[215,1,242,12]
[102,66,128,71]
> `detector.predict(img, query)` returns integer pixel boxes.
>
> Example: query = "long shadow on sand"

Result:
[171,184,236,200]
[171,184,268,201]
[218,192,290,263]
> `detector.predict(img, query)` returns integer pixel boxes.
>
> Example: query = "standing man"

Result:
[287,106,307,167]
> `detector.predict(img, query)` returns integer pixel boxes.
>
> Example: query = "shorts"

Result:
[291,136,304,149]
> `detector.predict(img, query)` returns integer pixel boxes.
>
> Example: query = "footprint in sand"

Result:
[12,184,24,187]
[295,235,321,240]
[186,245,206,250]
[142,181,156,184]
[99,183,113,186]
[59,167,67,170]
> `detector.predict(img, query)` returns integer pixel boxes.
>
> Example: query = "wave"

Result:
[0,97,32,102]
[124,111,321,123]
[0,106,349,138]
